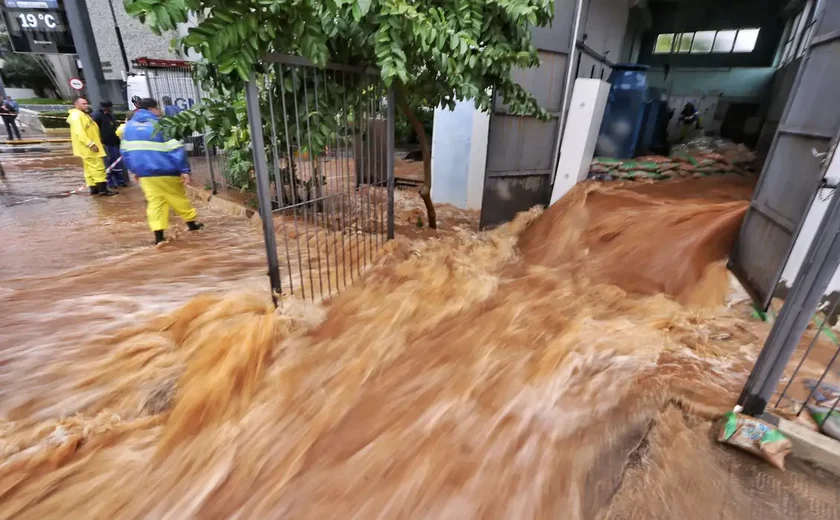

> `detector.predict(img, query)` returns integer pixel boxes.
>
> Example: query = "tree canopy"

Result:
[125,0,555,227]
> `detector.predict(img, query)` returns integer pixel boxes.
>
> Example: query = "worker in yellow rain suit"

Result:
[67,97,116,196]
[120,98,203,246]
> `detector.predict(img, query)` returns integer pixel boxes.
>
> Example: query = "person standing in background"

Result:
[68,97,116,196]
[1,96,21,141]
[129,96,142,118]
[121,98,203,245]
[678,102,701,143]
[91,101,127,188]
[162,96,183,117]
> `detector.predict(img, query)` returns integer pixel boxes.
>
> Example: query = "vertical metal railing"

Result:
[141,65,222,195]
[245,54,395,303]
[245,71,283,303]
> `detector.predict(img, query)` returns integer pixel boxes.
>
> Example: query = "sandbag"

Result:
[592,157,623,169]
[717,412,791,470]
[635,155,672,164]
[808,405,840,441]
[618,161,659,172]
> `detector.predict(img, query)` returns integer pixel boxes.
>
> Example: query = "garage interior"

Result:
[575,0,818,158]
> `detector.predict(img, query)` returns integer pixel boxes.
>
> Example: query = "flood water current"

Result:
[1,153,838,519]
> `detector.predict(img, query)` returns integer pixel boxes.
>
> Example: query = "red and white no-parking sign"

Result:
[68,77,84,91]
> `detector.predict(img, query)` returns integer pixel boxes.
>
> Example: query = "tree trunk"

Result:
[395,81,436,229]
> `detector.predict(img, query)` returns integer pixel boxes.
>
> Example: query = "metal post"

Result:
[0,72,7,99]
[549,0,584,183]
[245,71,283,304]
[739,182,840,416]
[195,80,217,194]
[386,85,395,240]
[64,0,106,106]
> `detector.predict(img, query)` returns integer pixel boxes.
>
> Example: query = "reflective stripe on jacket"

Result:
[67,108,105,159]
[119,109,190,178]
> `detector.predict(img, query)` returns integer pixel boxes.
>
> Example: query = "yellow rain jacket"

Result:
[67,108,105,159]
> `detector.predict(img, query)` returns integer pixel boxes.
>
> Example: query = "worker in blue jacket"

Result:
[120,98,203,245]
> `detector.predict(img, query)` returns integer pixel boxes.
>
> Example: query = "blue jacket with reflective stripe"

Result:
[120,109,190,177]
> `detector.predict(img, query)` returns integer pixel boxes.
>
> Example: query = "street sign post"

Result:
[0,0,76,54]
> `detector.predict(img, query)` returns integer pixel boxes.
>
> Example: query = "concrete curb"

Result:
[185,185,256,220]
[0,145,51,154]
[776,416,840,476]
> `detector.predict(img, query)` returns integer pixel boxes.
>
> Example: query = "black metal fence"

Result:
[245,54,395,302]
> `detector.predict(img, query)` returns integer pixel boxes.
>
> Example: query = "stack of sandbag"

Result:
[671,137,758,171]
[587,137,758,181]
[588,156,675,181]
[588,153,738,181]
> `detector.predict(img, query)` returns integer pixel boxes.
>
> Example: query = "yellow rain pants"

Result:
[82,157,107,187]
[138,176,198,231]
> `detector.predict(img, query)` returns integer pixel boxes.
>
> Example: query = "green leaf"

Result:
[235,61,250,82]
[356,0,371,16]
[183,33,202,47]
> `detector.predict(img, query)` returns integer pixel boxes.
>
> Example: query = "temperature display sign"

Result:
[1,0,75,54]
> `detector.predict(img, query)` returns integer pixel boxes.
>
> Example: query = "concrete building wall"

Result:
[85,0,182,81]
[646,67,776,101]
[6,88,36,98]
[430,100,489,211]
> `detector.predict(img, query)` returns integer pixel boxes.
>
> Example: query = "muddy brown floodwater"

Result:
[1,156,839,519]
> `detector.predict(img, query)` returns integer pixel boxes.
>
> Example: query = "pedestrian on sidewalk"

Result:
[91,101,127,188]
[1,96,21,141]
[68,97,117,196]
[120,98,203,246]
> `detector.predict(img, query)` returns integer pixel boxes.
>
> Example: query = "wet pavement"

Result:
[0,151,272,354]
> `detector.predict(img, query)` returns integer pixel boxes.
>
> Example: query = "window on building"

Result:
[690,31,716,53]
[654,33,675,54]
[652,28,761,55]
[712,30,737,52]
[676,33,694,53]
[733,29,761,52]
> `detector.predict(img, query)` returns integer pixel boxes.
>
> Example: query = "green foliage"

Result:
[124,0,554,115]
[223,146,256,191]
[0,42,54,96]
[124,0,554,200]
[38,110,128,129]
[15,98,71,105]
[396,103,432,145]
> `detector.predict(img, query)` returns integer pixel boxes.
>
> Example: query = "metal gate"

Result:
[478,0,578,229]
[730,0,840,310]
[244,54,395,303]
[140,62,224,195]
